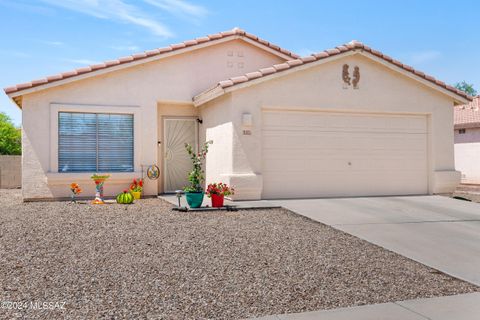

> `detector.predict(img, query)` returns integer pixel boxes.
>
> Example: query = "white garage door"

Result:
[262,110,428,199]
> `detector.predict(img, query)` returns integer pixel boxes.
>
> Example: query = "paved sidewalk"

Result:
[254,292,480,319]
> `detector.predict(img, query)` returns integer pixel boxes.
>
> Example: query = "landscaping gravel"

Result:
[452,191,480,203]
[0,189,477,319]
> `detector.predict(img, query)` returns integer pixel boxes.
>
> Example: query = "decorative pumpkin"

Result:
[116,190,134,204]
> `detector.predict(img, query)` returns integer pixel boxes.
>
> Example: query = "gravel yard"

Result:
[0,189,477,319]
[452,192,480,203]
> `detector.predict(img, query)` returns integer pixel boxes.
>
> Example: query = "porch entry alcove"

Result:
[162,117,198,193]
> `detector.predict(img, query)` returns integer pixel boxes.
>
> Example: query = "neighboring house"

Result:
[3,28,472,201]
[454,96,480,184]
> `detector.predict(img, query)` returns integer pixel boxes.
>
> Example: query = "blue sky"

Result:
[1,0,479,125]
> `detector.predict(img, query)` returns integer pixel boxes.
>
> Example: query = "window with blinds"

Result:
[58,112,134,172]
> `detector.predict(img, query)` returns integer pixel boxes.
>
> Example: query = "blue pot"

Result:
[185,192,204,208]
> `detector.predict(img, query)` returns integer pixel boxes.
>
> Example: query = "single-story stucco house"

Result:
[454,96,480,184]
[4,28,473,201]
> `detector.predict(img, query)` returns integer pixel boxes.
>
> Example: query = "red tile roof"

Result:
[4,28,298,97]
[455,96,480,128]
[196,40,472,103]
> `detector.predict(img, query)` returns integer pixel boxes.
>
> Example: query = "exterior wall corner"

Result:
[432,170,461,194]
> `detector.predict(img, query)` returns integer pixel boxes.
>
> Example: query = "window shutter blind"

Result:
[58,112,134,172]
[98,114,134,172]
[58,112,97,172]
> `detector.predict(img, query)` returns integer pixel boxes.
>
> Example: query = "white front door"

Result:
[163,118,198,192]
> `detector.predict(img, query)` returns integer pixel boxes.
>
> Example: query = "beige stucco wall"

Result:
[20,38,285,200]
[198,94,257,197]
[0,155,21,189]
[455,128,480,183]
[201,53,460,199]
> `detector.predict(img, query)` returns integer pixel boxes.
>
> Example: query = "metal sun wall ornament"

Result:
[342,64,360,89]
[147,165,160,180]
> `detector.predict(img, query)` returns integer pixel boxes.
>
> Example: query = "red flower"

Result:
[205,182,234,197]
[129,178,143,192]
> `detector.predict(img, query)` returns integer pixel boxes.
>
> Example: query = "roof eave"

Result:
[361,51,471,105]
[455,122,480,129]
[195,49,472,106]
[194,50,357,106]
[4,31,297,105]
[6,94,22,109]
[5,36,242,101]
[193,86,225,107]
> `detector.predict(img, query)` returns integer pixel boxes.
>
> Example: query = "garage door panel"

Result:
[264,158,427,172]
[263,111,427,134]
[264,149,427,160]
[262,111,428,199]
[263,171,426,198]
[263,132,427,150]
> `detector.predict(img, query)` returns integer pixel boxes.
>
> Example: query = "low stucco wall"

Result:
[454,128,480,184]
[0,155,21,189]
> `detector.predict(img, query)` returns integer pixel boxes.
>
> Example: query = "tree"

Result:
[454,81,477,96]
[0,112,21,155]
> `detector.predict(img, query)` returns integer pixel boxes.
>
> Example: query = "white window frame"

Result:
[50,103,142,173]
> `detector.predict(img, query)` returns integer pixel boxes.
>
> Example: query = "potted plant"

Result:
[70,183,82,203]
[129,178,143,200]
[184,140,213,208]
[206,182,234,208]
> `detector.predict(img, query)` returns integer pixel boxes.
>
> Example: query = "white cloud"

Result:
[0,49,31,58]
[409,50,442,64]
[39,0,174,38]
[109,45,140,51]
[143,0,208,19]
[295,48,316,57]
[39,40,65,46]
[64,58,99,65]
[0,0,55,16]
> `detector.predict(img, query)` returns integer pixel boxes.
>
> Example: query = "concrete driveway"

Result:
[271,195,480,286]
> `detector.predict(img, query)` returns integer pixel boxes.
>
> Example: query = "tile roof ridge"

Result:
[207,40,472,102]
[4,28,299,97]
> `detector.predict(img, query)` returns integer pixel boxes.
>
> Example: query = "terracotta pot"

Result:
[211,194,224,208]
